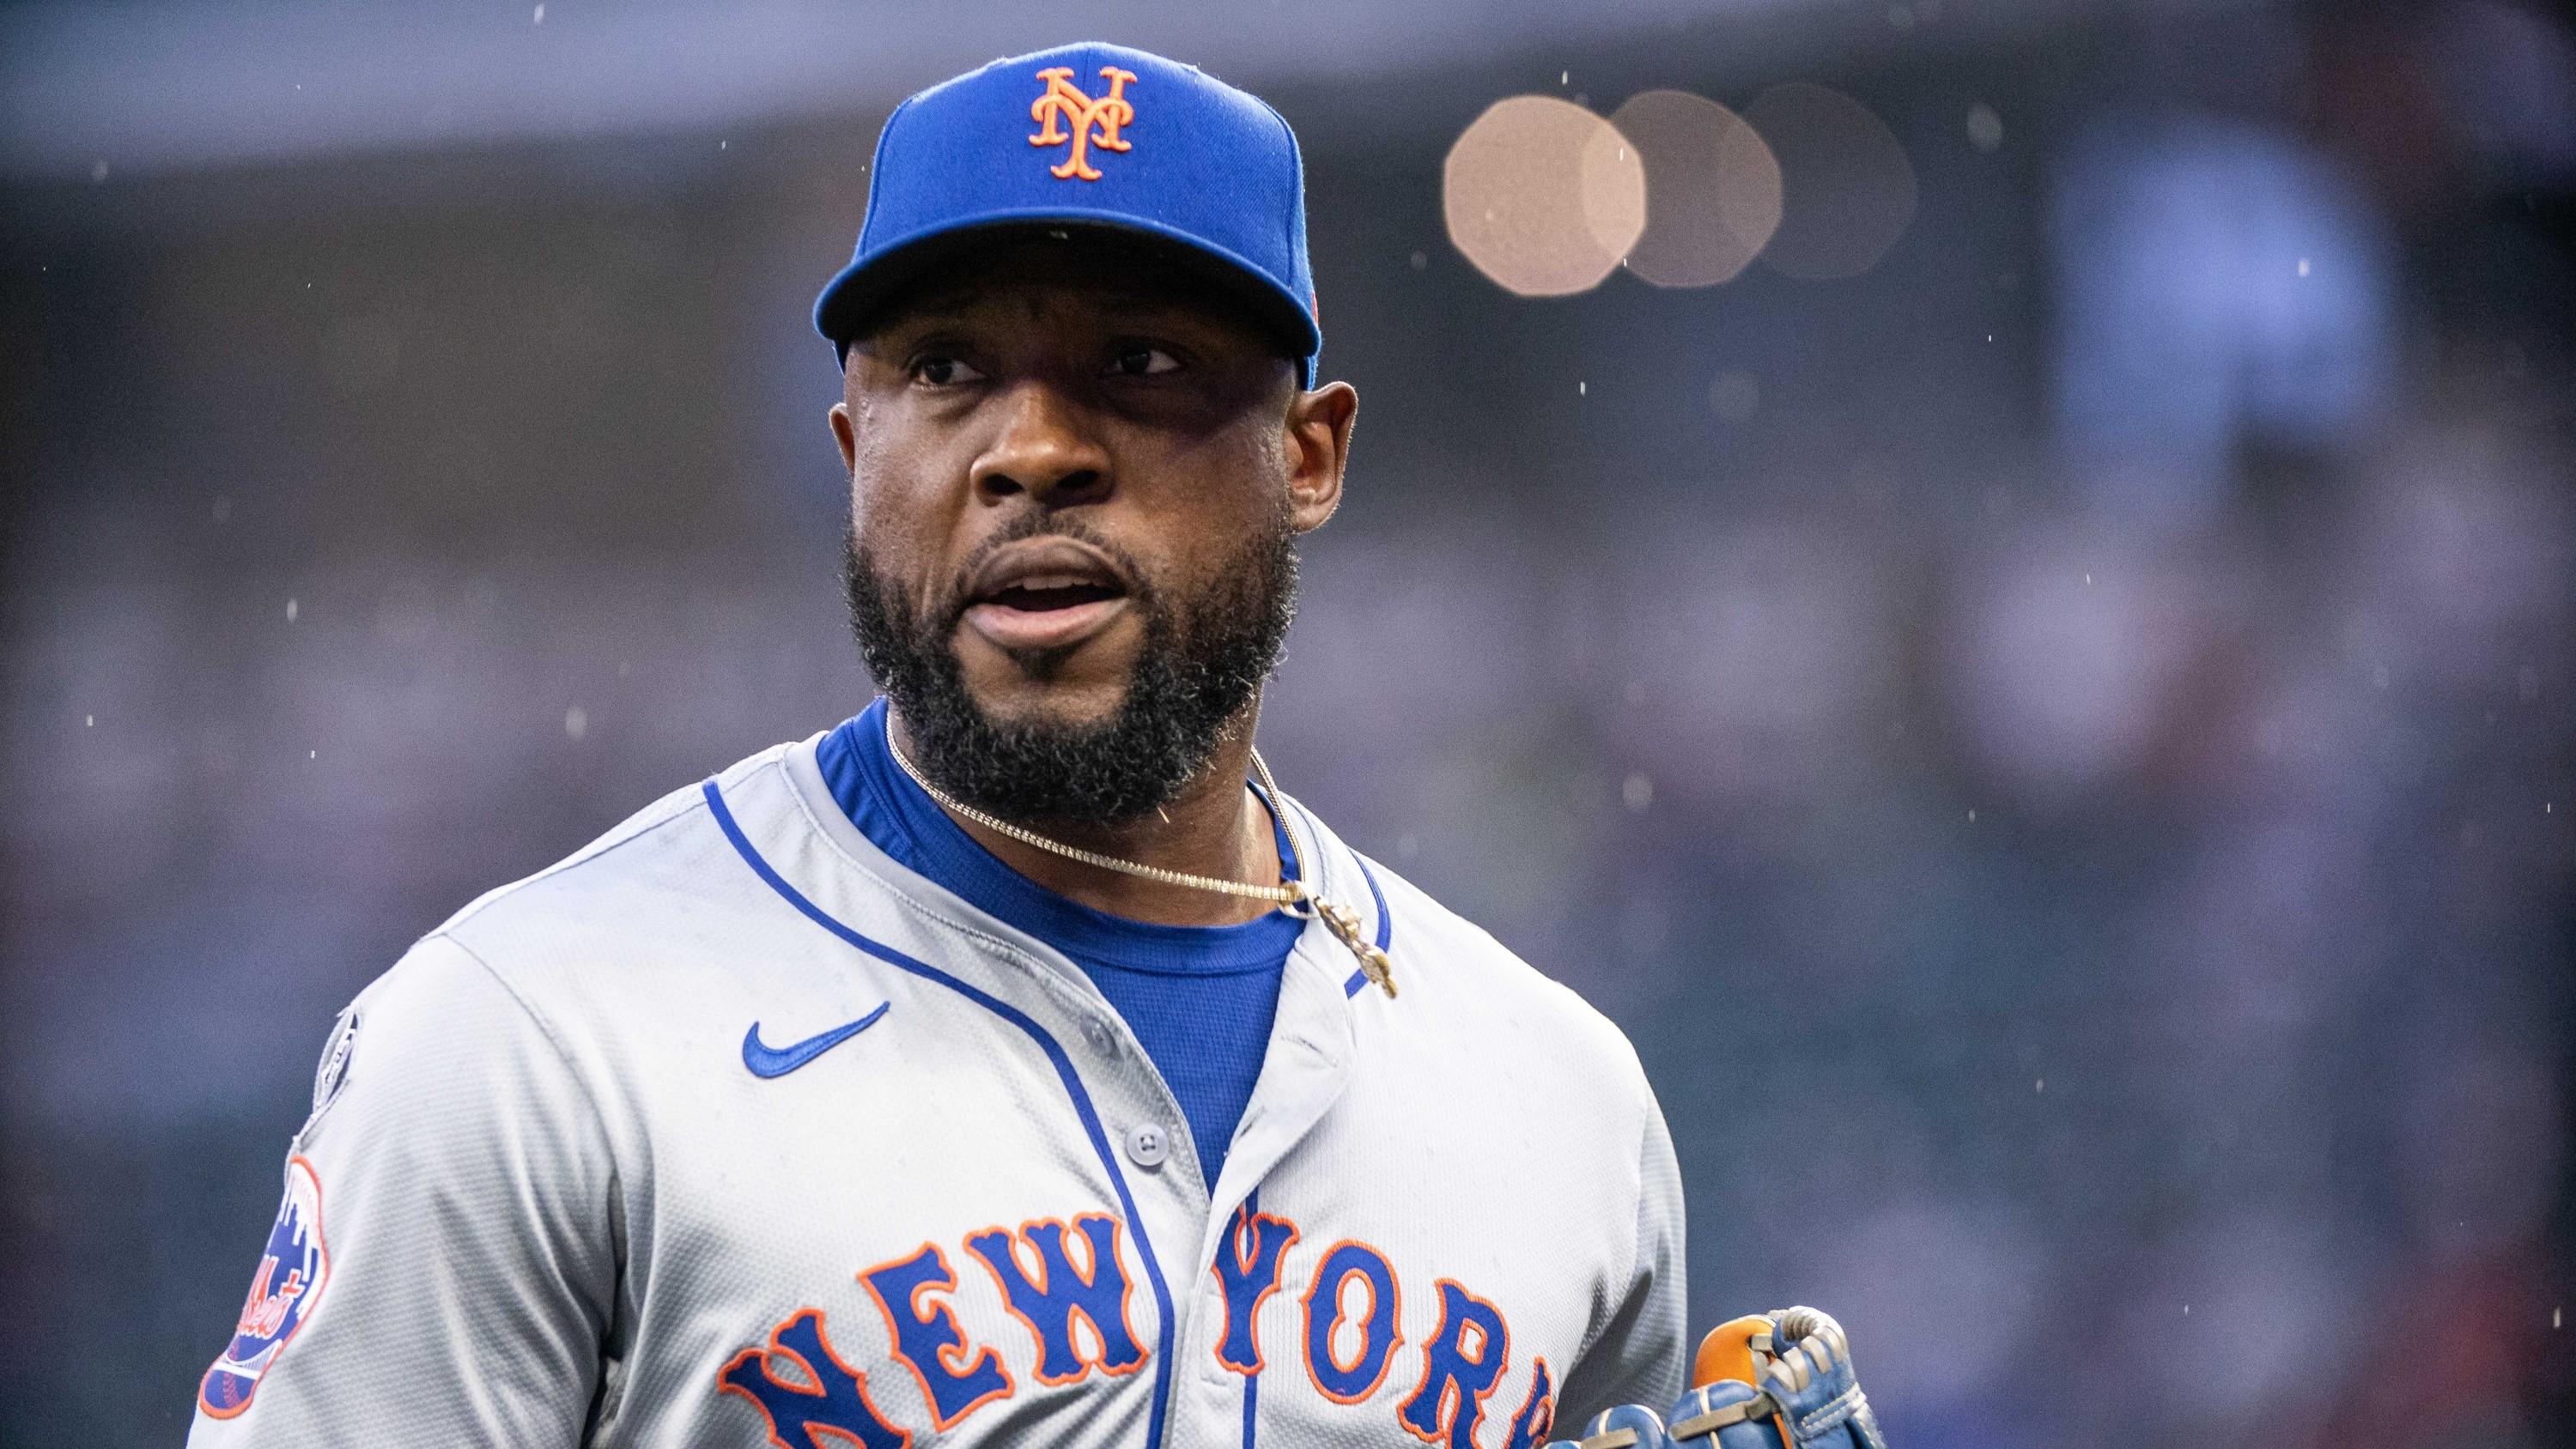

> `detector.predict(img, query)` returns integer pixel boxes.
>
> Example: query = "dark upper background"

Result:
[3,1,2570,1445]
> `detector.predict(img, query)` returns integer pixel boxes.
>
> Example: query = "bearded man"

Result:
[191,42,1682,1449]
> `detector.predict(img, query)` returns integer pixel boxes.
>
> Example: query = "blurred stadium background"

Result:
[4,1,2572,1444]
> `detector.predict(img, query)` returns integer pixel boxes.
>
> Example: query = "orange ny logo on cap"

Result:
[1029,65,1138,181]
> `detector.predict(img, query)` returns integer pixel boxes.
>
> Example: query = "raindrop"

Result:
[565,706,588,741]
[1622,773,1654,812]
[286,597,299,622]
[533,3,545,22]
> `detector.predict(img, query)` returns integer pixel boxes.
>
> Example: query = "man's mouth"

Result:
[958,540,1136,654]
[979,574,1126,613]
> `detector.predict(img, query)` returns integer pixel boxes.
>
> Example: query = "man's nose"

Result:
[969,382,1112,506]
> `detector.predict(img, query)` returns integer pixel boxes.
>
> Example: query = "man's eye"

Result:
[1107,347,1180,378]
[910,356,985,387]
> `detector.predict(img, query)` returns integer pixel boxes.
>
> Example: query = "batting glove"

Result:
[1666,1307,1886,1449]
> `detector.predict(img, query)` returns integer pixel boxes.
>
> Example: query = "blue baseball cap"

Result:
[814,42,1321,385]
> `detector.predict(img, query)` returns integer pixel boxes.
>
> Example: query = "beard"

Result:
[845,511,1298,828]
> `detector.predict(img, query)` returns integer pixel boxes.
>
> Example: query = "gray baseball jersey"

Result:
[189,732,1685,1447]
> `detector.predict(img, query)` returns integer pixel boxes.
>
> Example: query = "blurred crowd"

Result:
[4,2,2570,1445]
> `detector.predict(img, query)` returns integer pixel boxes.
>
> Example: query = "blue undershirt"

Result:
[816,699,1299,1190]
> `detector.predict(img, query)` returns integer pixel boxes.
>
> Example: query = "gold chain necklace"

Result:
[884,724,1394,997]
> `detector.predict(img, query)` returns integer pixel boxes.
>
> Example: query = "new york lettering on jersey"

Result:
[719,1200,1567,1447]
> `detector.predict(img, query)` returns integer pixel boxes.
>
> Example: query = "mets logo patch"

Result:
[1029,64,1137,180]
[198,1155,331,1419]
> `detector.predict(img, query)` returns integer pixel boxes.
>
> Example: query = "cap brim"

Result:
[813,212,1320,379]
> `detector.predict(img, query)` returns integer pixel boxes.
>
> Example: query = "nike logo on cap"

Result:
[741,1003,890,1079]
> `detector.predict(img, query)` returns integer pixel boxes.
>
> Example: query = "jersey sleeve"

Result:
[1552,1086,1688,1427]
[187,934,618,1448]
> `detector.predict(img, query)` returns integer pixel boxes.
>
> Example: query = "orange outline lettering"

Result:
[858,1244,1013,1430]
[1398,1279,1513,1449]
[1211,1203,1302,1376]
[963,1214,1148,1386]
[1501,1355,1557,1449]
[1299,1239,1404,1404]
[715,1306,914,1449]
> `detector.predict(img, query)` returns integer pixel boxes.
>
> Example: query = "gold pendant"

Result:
[1314,900,1396,998]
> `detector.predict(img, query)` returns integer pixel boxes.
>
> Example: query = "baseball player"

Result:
[188,41,1688,1448]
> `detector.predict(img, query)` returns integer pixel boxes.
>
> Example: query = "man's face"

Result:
[830,234,1354,825]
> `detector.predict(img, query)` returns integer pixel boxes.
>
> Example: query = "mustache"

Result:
[927,513,1157,632]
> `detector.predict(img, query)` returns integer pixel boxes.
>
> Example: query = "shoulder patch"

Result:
[198,1155,331,1419]
[306,1007,359,1130]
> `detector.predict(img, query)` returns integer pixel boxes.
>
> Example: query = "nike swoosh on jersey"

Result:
[741,1003,890,1078]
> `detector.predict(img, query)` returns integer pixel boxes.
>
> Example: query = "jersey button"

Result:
[1082,1016,1119,1058]
[1124,1123,1170,1170]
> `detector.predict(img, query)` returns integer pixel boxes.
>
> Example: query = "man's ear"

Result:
[1285,380,1358,534]
[829,401,858,474]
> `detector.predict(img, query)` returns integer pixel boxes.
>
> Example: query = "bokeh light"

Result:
[1965,101,2005,153]
[1609,88,1783,288]
[1443,95,1646,297]
[1745,82,1918,279]
[1709,367,1760,421]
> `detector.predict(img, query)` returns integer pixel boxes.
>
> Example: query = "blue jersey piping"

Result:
[1239,1185,1261,1449]
[1341,858,1395,997]
[702,778,1178,1449]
